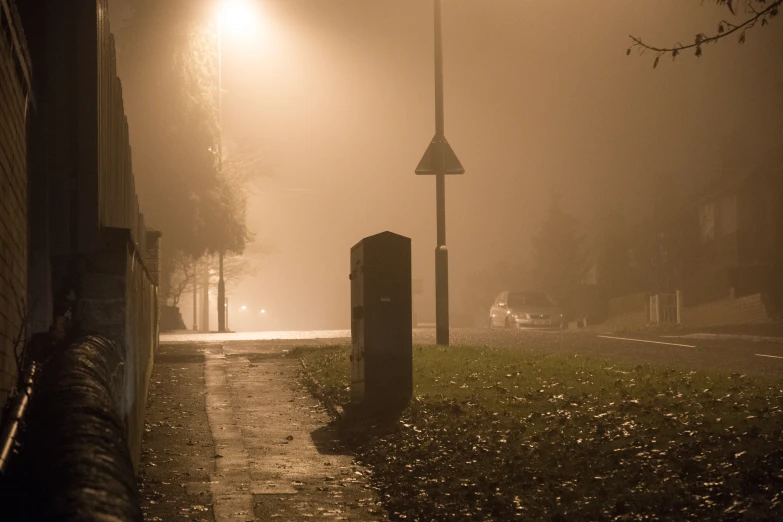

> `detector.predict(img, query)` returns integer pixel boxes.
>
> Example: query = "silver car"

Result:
[488,291,564,329]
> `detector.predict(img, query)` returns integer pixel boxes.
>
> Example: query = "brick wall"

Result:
[682,293,769,329]
[0,0,31,422]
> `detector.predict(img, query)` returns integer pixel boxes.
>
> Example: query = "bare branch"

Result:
[628,0,781,62]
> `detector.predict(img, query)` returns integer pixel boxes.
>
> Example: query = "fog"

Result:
[113,0,783,332]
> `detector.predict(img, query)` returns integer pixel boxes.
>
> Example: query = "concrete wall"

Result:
[78,228,159,469]
[681,293,769,329]
[0,0,32,422]
[599,292,649,330]
[602,290,770,331]
[599,309,650,331]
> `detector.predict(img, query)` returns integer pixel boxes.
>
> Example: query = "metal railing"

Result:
[649,291,682,325]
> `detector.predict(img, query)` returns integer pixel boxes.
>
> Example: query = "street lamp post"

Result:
[415,0,464,346]
[216,7,226,333]
[214,0,257,333]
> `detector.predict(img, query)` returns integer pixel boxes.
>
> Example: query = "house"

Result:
[685,150,783,315]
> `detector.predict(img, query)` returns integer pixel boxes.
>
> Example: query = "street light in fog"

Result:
[215,0,259,332]
[219,0,258,34]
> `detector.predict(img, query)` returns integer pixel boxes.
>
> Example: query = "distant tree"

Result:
[627,175,695,294]
[203,252,258,292]
[596,207,635,299]
[531,194,586,303]
[116,0,260,315]
[628,0,781,67]
[161,249,196,307]
[116,0,254,258]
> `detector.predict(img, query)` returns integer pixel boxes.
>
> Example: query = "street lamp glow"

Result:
[219,0,258,34]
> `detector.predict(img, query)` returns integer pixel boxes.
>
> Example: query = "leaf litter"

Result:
[295,345,783,521]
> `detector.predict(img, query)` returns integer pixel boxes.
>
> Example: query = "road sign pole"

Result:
[417,0,463,346]
[434,0,449,346]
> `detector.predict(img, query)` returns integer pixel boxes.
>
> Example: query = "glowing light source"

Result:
[219,0,258,34]
[241,305,247,311]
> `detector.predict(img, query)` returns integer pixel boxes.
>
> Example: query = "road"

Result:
[162,326,783,377]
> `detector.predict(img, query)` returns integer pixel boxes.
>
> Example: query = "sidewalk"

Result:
[677,322,783,340]
[139,341,385,521]
[586,320,783,343]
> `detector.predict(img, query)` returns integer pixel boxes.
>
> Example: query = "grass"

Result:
[295,345,783,521]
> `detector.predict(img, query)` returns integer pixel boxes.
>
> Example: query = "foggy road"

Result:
[161,327,783,377]
[418,327,783,377]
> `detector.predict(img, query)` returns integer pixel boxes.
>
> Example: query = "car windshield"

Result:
[508,292,554,308]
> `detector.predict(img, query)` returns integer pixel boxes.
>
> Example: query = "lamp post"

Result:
[415,0,464,346]
[214,0,257,333]
[216,3,227,332]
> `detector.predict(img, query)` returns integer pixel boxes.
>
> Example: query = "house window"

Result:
[719,195,737,236]
[699,201,716,243]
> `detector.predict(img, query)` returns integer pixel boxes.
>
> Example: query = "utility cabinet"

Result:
[349,232,412,406]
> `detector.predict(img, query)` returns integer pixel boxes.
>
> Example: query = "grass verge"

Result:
[295,345,783,521]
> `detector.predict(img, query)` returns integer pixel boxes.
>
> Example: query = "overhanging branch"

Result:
[628,0,781,66]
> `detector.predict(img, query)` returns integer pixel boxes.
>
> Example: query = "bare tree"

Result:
[628,0,781,67]
[162,250,196,306]
[202,253,258,292]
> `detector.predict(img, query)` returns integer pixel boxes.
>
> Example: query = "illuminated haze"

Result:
[112,0,783,331]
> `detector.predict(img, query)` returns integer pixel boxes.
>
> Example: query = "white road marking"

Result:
[598,335,696,348]
[663,333,783,344]
[755,353,783,360]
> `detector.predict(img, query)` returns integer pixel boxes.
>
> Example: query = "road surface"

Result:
[162,327,783,377]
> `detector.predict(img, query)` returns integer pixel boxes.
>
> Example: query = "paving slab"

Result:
[139,341,385,521]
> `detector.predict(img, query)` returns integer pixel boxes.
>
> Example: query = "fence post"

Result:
[676,290,683,325]
[649,295,659,325]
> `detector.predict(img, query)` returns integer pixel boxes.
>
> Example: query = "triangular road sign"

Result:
[415,135,465,175]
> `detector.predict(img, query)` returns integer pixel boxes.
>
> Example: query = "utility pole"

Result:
[415,0,464,346]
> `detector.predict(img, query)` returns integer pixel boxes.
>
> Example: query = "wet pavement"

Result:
[139,341,385,521]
